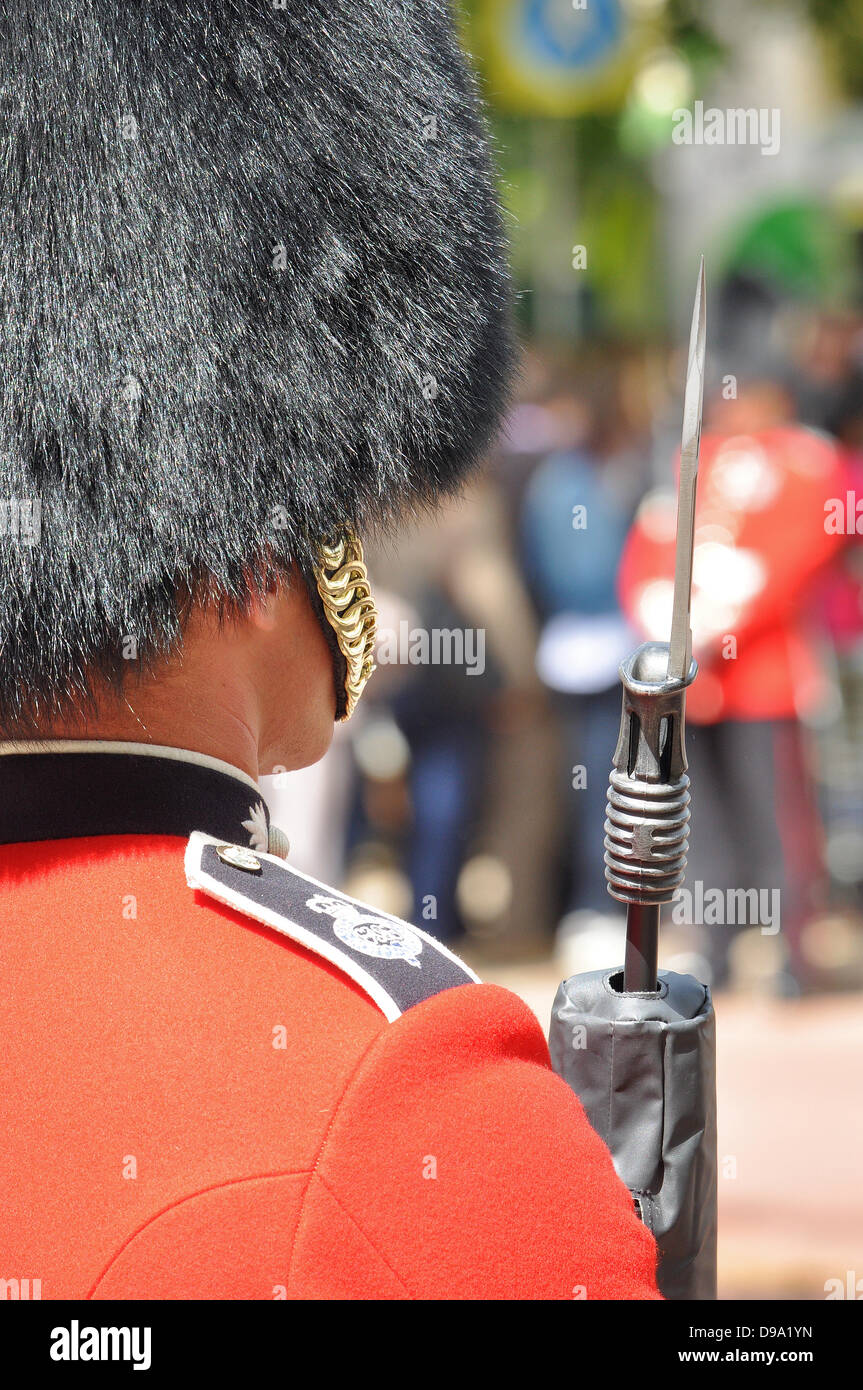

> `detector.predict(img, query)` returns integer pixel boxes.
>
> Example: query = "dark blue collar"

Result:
[0,741,272,850]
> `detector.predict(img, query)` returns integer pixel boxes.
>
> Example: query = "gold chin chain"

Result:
[313,533,378,720]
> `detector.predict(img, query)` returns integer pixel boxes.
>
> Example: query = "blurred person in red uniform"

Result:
[619,378,848,991]
[0,2,658,1300]
[796,311,863,924]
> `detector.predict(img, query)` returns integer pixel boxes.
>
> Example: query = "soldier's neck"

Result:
[31,672,263,783]
[24,581,336,780]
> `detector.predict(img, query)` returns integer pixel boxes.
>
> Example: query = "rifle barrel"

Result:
[623,902,661,992]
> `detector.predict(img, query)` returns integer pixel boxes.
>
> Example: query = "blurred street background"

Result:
[268,0,863,1299]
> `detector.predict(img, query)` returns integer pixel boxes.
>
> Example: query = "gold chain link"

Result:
[313,534,378,720]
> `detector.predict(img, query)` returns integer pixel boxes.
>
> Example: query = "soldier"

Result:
[0,2,658,1298]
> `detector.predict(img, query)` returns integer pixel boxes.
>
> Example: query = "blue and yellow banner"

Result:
[477,0,653,116]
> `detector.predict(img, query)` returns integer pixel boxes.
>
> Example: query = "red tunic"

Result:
[0,745,659,1300]
[619,426,849,724]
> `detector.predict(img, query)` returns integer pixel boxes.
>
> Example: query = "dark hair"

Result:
[0,0,513,730]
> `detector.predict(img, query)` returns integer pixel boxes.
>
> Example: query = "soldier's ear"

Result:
[245,588,282,635]
[239,565,302,635]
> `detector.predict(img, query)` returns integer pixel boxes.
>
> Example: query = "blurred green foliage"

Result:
[458,0,726,339]
[458,0,858,341]
[799,0,863,97]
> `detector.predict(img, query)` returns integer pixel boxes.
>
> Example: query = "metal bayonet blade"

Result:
[667,256,706,683]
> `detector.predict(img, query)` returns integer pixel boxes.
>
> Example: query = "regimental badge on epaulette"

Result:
[184,832,478,1022]
[304,895,424,968]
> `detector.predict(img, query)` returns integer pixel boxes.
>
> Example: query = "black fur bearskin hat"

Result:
[0,0,513,729]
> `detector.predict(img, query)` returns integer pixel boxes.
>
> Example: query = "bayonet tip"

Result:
[667,257,707,683]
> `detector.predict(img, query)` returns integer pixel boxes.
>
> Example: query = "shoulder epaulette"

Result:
[184,831,479,1022]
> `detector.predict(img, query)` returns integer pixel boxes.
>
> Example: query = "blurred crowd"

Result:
[269,275,863,999]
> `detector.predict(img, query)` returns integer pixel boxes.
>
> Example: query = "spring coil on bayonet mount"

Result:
[603,640,697,909]
[604,769,690,905]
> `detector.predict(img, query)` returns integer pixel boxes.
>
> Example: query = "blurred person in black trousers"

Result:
[360,480,548,947]
[517,361,649,971]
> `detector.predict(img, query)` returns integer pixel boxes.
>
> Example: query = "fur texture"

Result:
[0,1,513,727]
